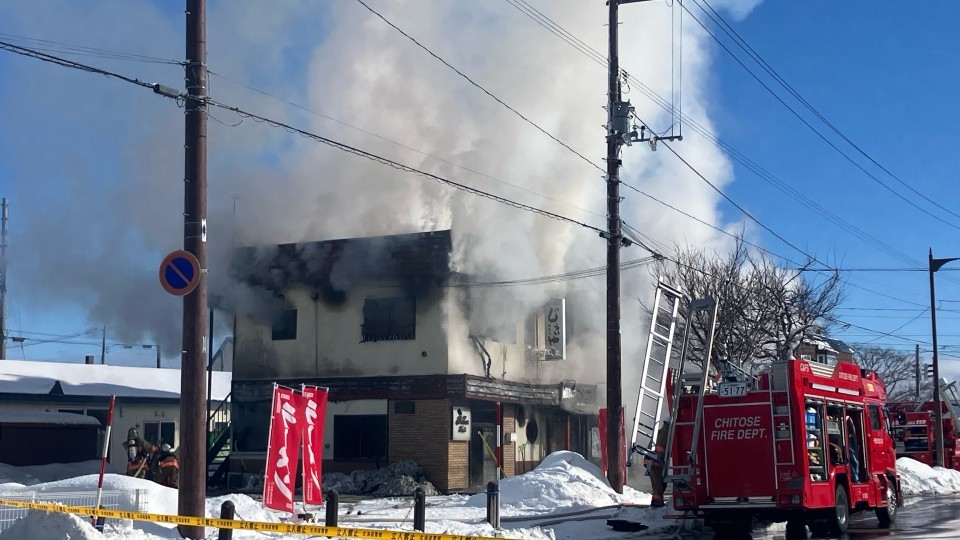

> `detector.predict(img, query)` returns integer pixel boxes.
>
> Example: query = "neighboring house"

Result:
[796,335,855,365]
[229,229,599,492]
[0,359,231,474]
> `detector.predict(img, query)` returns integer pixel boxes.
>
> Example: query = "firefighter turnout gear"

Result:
[643,421,670,507]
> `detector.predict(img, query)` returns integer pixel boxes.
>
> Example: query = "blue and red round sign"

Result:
[159,250,201,296]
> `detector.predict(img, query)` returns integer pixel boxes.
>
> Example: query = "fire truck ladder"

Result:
[939,379,960,433]
[627,279,684,467]
[662,296,719,486]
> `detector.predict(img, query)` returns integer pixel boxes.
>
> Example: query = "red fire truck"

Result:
[888,407,936,466]
[668,359,902,538]
[888,402,960,469]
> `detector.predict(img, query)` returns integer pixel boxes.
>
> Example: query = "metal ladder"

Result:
[627,279,684,466]
[662,296,719,484]
[940,379,960,433]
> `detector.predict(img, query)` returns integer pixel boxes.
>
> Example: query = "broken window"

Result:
[362,297,415,342]
[271,309,297,341]
[333,415,387,460]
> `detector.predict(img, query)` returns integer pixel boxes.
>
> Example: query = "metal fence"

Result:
[0,489,148,532]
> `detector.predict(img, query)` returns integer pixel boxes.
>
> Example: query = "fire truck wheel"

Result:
[875,483,898,527]
[830,484,850,535]
[785,518,806,540]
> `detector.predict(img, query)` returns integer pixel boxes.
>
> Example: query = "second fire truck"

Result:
[628,281,902,540]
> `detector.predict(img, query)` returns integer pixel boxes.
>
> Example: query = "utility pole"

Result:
[156,344,161,369]
[929,248,959,468]
[0,197,7,360]
[100,326,106,364]
[180,0,209,537]
[605,0,626,495]
[916,344,921,401]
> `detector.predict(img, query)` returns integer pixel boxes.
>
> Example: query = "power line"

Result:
[0,40,613,240]
[351,0,604,174]
[448,256,659,288]
[207,70,604,221]
[499,0,953,278]
[678,1,960,231]
[691,0,960,224]
[0,32,183,65]
[206,98,611,237]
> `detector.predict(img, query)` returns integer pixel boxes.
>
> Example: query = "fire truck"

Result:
[889,381,960,469]
[627,281,902,539]
[888,407,936,466]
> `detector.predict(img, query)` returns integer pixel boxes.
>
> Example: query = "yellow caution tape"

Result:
[0,498,504,540]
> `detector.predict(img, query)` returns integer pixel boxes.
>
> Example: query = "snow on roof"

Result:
[0,360,231,401]
[0,411,101,426]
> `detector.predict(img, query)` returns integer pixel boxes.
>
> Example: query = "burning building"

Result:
[227,229,599,492]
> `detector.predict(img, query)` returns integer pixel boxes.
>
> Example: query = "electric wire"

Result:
[352,0,605,174]
[499,0,952,278]
[0,40,612,241]
[0,32,183,65]
[0,37,951,341]
[207,69,604,221]
[678,1,960,231]
[205,98,611,238]
[449,256,660,288]
[692,0,960,223]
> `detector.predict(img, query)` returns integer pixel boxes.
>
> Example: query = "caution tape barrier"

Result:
[0,498,504,540]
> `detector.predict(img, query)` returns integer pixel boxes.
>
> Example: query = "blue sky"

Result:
[0,0,958,381]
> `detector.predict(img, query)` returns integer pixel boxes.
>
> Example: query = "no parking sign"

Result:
[158,250,201,296]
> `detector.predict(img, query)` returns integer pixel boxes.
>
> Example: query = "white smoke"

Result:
[0,0,762,384]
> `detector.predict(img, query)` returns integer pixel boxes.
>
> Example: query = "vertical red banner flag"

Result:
[301,385,329,505]
[263,386,304,512]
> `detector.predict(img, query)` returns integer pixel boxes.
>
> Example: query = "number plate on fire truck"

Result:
[718,382,748,397]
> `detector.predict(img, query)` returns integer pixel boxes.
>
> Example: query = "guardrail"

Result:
[0,489,148,532]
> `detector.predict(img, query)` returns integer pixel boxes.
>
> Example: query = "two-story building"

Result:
[227,229,599,492]
[796,335,855,365]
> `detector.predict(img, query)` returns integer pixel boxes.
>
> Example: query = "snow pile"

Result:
[897,457,960,495]
[323,460,439,497]
[206,493,281,523]
[465,451,621,512]
[0,511,103,540]
[0,460,100,487]
[17,473,179,516]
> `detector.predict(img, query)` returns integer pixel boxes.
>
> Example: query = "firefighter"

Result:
[122,427,156,480]
[154,443,180,489]
[846,417,861,482]
[645,419,670,508]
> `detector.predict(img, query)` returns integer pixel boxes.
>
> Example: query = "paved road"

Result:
[661,496,960,539]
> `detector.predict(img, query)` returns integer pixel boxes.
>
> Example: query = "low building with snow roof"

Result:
[0,359,231,477]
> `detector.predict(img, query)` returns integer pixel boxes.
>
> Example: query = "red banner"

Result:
[263,386,303,512]
[301,385,329,505]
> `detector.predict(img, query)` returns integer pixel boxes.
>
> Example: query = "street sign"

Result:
[159,250,201,296]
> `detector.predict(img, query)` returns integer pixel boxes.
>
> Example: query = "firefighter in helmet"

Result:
[122,426,156,479]
[644,419,670,508]
[154,443,180,489]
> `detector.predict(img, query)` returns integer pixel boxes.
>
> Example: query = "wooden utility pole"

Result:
[179,0,209,537]
[0,197,7,360]
[605,0,626,494]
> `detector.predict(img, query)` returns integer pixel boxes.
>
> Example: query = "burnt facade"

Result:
[228,230,599,492]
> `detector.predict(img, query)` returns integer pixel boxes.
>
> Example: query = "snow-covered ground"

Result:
[0,451,672,540]
[5,455,960,539]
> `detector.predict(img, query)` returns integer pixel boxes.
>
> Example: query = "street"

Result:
[658,496,960,540]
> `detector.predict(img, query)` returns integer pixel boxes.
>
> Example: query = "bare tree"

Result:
[653,237,845,372]
[853,345,921,403]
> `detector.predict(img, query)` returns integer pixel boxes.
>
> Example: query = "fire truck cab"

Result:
[669,359,902,538]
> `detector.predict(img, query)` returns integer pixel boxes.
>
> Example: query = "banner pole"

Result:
[93,394,116,530]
